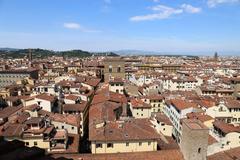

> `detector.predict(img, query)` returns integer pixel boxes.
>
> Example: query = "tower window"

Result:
[198,148,201,153]
[109,65,112,73]
[117,66,121,73]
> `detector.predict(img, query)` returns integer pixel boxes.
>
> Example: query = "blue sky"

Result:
[0,0,240,54]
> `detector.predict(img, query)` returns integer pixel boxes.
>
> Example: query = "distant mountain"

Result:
[0,48,20,51]
[115,49,240,57]
[0,48,119,59]
[114,49,195,57]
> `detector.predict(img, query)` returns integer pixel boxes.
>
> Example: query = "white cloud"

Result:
[181,4,201,13]
[130,4,201,22]
[152,0,160,2]
[63,23,80,29]
[207,0,240,7]
[130,5,183,21]
[63,23,101,33]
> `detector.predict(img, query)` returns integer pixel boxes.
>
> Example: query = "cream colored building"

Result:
[91,140,157,154]
[129,98,152,119]
[151,113,173,137]
[89,120,159,154]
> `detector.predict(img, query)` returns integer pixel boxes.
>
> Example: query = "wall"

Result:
[91,140,157,154]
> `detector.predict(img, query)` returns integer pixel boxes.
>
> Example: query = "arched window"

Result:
[117,65,121,73]
[109,65,112,73]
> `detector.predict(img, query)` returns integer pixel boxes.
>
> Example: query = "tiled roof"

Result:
[63,102,87,112]
[213,120,240,135]
[89,118,160,141]
[170,99,197,111]
[35,93,56,102]
[53,149,184,160]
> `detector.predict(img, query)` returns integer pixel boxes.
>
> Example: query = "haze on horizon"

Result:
[0,0,240,55]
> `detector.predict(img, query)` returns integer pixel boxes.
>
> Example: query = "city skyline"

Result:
[0,0,240,54]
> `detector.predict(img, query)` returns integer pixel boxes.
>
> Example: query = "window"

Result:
[126,142,129,146]
[139,142,142,146]
[117,66,121,73]
[148,142,151,146]
[198,148,201,153]
[34,142,38,146]
[72,127,74,130]
[96,143,102,148]
[107,143,113,148]
[25,142,29,146]
[62,126,64,129]
[109,66,112,73]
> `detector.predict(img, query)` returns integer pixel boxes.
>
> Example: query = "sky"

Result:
[0,0,240,55]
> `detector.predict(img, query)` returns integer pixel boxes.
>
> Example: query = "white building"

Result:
[163,99,199,142]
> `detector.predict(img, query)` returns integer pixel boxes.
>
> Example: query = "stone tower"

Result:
[103,57,125,82]
[28,49,33,62]
[214,52,218,61]
[180,119,209,160]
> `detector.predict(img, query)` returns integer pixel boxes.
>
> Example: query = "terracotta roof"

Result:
[24,104,40,112]
[25,117,43,125]
[13,112,30,124]
[197,99,216,109]
[182,119,208,130]
[53,130,67,140]
[89,101,121,124]
[208,146,240,160]
[213,120,240,135]
[146,94,163,101]
[52,149,184,160]
[1,123,26,137]
[92,91,127,105]
[130,98,151,109]
[154,113,172,125]
[186,112,213,123]
[35,93,55,102]
[89,118,160,141]
[63,102,87,112]
[65,94,80,101]
[208,134,217,145]
[38,110,81,127]
[84,78,101,87]
[0,105,23,119]
[225,99,240,109]
[170,99,197,111]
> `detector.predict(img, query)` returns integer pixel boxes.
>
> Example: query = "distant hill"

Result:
[0,48,119,59]
[114,49,199,57]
